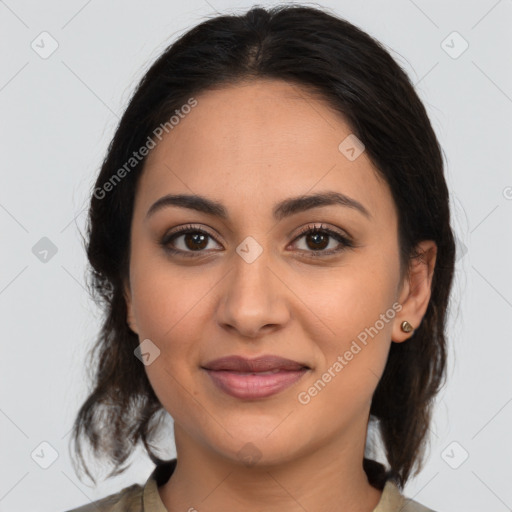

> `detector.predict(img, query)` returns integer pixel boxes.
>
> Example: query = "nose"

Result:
[215,245,291,338]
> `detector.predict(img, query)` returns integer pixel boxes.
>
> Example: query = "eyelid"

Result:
[160,222,354,257]
[160,224,223,250]
[288,223,354,254]
[291,222,352,243]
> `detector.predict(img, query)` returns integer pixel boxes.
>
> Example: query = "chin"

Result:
[206,427,303,469]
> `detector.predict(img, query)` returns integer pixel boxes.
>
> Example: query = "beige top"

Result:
[65,459,436,512]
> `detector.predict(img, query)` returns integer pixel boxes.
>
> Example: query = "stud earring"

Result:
[401,320,414,333]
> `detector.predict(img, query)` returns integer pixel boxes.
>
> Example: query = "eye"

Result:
[290,223,354,256]
[160,223,354,258]
[160,224,222,257]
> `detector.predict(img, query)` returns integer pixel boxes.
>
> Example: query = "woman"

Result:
[66,4,455,511]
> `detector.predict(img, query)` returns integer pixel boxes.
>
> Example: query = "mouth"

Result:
[201,355,310,399]
[202,354,310,372]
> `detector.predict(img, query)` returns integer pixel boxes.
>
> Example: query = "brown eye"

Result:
[291,224,354,256]
[304,231,330,251]
[182,232,209,251]
[160,225,222,257]
[160,223,354,259]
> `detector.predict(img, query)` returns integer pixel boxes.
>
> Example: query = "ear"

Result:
[392,240,437,343]
[124,280,139,335]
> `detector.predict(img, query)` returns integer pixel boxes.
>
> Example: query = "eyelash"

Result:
[159,223,354,259]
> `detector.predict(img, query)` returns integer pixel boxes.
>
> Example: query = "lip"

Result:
[203,355,309,372]
[201,355,310,400]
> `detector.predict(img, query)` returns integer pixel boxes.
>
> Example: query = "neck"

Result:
[158,417,383,512]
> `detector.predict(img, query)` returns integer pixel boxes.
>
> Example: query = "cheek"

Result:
[131,274,206,373]
[305,261,397,342]
[300,256,398,395]
[128,254,217,387]
[132,274,206,424]
[129,251,212,340]
[298,292,395,420]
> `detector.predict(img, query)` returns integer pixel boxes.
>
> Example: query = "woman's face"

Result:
[124,79,433,466]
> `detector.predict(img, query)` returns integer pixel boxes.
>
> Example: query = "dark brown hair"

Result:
[71,3,456,491]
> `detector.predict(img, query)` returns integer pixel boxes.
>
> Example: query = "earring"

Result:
[401,320,414,333]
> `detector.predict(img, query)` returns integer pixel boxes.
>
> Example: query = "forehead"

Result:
[136,79,395,225]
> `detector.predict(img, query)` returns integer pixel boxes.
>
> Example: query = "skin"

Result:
[124,79,437,512]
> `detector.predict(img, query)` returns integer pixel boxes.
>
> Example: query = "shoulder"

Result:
[63,459,177,512]
[401,497,438,512]
[376,480,438,512]
[63,483,144,512]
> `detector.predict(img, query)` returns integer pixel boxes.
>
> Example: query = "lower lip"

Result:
[203,368,309,399]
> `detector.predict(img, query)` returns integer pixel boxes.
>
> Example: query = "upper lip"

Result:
[202,355,309,372]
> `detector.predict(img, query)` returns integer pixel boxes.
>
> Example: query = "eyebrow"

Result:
[145,191,371,221]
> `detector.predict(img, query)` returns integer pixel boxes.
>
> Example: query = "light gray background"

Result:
[1,0,511,511]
